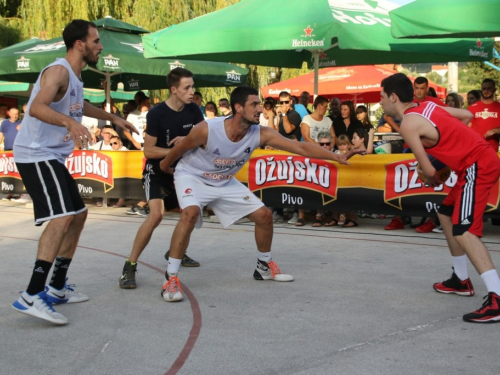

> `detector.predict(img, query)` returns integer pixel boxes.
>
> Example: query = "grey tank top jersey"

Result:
[14,58,84,164]
[175,117,261,187]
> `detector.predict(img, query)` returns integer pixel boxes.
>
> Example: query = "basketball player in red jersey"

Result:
[468,78,500,151]
[380,73,500,323]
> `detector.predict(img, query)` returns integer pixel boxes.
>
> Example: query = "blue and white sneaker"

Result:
[45,279,89,305]
[12,290,68,325]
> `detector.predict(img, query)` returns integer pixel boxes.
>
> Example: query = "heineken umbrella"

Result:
[390,0,500,39]
[143,0,493,96]
[0,80,139,103]
[0,17,248,93]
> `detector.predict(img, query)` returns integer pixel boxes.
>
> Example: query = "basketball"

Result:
[417,154,451,183]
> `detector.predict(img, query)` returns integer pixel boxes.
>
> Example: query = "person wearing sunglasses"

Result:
[93,124,115,150]
[275,91,302,141]
[109,135,127,151]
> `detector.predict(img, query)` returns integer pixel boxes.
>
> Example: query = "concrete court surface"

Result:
[0,199,499,375]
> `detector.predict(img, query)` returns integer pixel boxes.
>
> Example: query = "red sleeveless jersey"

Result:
[404,102,492,173]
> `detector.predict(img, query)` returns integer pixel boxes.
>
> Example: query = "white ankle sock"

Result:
[481,269,500,295]
[167,258,182,276]
[452,255,468,281]
[257,252,272,263]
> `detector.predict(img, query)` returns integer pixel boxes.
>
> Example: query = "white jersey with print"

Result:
[14,58,84,163]
[126,110,147,143]
[175,117,260,187]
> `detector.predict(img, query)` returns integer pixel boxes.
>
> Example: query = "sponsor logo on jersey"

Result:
[213,148,220,155]
[70,89,76,96]
[185,188,192,194]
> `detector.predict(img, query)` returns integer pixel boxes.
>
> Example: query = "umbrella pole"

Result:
[312,50,320,100]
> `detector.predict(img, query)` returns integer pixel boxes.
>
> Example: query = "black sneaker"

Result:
[433,268,475,296]
[118,261,137,289]
[164,250,200,267]
[463,292,500,323]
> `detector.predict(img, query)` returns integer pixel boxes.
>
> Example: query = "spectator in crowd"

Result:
[339,128,375,228]
[0,103,8,123]
[469,78,500,152]
[218,98,232,116]
[356,105,374,132]
[125,96,150,150]
[377,113,400,134]
[427,87,438,97]
[328,97,341,123]
[445,93,462,108]
[295,96,335,227]
[291,95,309,119]
[96,98,123,140]
[110,134,128,151]
[193,91,205,116]
[414,77,445,106]
[0,107,21,151]
[81,99,99,143]
[259,99,277,129]
[334,100,363,142]
[276,91,302,140]
[273,91,303,222]
[299,91,312,114]
[204,101,218,119]
[93,125,115,150]
[467,90,481,107]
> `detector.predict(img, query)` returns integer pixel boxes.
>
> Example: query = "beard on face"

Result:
[83,45,99,65]
[242,113,260,126]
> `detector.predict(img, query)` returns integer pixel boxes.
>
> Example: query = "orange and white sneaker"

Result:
[161,273,183,302]
[253,259,294,282]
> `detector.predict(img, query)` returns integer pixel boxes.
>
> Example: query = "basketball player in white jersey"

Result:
[11,20,137,325]
[158,86,363,302]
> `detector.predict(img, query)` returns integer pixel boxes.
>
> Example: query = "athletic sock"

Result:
[452,255,468,281]
[481,269,500,295]
[257,252,272,263]
[26,259,53,296]
[167,258,182,276]
[49,257,72,290]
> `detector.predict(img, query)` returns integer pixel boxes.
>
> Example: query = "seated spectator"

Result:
[204,101,218,119]
[356,105,374,132]
[93,125,115,150]
[193,91,205,116]
[467,90,481,107]
[377,112,400,134]
[110,135,128,151]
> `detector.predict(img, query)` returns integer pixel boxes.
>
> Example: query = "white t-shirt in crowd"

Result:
[126,110,147,144]
[301,115,333,141]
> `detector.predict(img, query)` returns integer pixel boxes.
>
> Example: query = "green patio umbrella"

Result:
[0,17,248,95]
[0,80,140,103]
[142,0,493,96]
[390,0,500,39]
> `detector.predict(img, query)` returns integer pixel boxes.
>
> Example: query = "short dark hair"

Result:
[482,78,496,87]
[313,95,329,109]
[353,128,368,148]
[230,86,258,114]
[381,73,414,103]
[467,89,481,100]
[167,67,193,90]
[278,91,291,99]
[62,20,97,51]
[414,76,428,86]
[194,91,202,97]
[139,96,150,106]
[205,101,217,111]
[427,87,437,97]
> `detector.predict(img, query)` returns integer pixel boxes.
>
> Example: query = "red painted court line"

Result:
[0,235,201,375]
